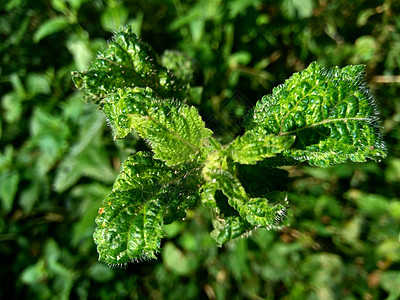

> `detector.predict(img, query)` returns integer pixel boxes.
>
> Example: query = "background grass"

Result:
[1,0,400,299]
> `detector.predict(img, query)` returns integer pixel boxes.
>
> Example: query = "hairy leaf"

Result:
[245,62,386,166]
[72,27,187,102]
[201,181,255,246]
[227,131,295,165]
[101,87,213,166]
[94,152,201,265]
[203,168,288,228]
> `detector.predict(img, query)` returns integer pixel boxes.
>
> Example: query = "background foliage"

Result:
[1,0,400,299]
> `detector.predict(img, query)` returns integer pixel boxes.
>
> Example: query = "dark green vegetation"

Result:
[1,0,400,299]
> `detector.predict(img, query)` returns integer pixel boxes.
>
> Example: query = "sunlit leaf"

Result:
[245,62,387,166]
[102,87,213,166]
[94,152,201,265]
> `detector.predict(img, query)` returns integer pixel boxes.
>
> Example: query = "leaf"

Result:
[162,242,193,275]
[0,170,19,213]
[206,169,288,227]
[66,35,93,71]
[227,131,295,165]
[30,107,71,176]
[245,62,386,167]
[72,27,187,102]
[54,110,115,192]
[94,152,201,265]
[100,6,129,33]
[33,17,69,43]
[201,166,288,246]
[161,50,196,87]
[2,92,22,123]
[101,87,213,166]
[26,73,51,95]
[380,271,400,298]
[201,181,255,246]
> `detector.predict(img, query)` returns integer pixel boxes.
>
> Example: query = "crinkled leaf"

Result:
[227,131,295,165]
[210,213,255,246]
[101,87,213,166]
[203,168,288,230]
[94,152,201,265]
[72,27,187,102]
[201,181,255,246]
[245,62,386,166]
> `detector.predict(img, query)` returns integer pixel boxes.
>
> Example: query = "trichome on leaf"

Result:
[72,27,386,266]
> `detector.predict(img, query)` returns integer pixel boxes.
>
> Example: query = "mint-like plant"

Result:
[72,28,386,266]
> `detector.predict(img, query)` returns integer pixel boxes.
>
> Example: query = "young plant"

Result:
[72,27,386,266]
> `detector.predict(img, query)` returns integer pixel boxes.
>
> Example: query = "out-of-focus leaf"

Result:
[352,36,377,64]
[20,239,75,299]
[2,92,22,123]
[385,158,400,183]
[377,239,400,262]
[281,0,314,19]
[51,0,68,13]
[100,6,129,33]
[0,170,19,213]
[19,180,41,213]
[88,263,115,283]
[380,271,400,300]
[162,242,192,275]
[30,108,70,175]
[54,110,115,192]
[33,17,70,43]
[26,73,51,95]
[71,183,109,247]
[66,36,93,71]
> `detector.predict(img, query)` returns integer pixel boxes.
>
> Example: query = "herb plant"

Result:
[72,27,386,266]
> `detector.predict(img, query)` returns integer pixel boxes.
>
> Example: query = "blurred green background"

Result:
[1,0,400,299]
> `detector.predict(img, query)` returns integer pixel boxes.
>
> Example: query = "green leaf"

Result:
[161,50,196,87]
[0,170,19,213]
[245,62,386,167]
[72,27,187,102]
[66,35,93,71]
[162,242,193,275]
[101,87,213,166]
[380,271,400,299]
[51,0,68,13]
[26,73,51,95]
[227,131,295,165]
[200,181,255,246]
[2,92,22,123]
[100,6,129,33]
[206,169,288,227]
[30,107,71,176]
[33,17,69,43]
[94,152,201,265]
[202,166,288,241]
[54,110,115,192]
[210,214,255,246]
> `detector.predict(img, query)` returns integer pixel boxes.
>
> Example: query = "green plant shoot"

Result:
[72,27,386,266]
